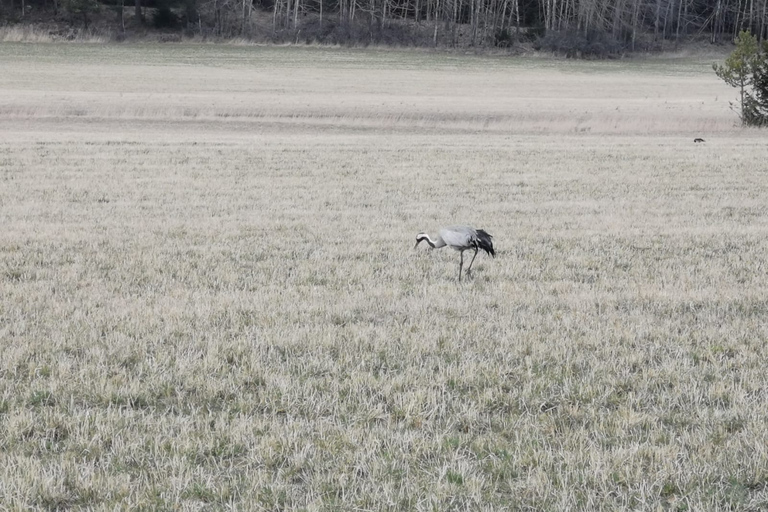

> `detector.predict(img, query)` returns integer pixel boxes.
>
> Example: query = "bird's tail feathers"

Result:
[475,229,495,257]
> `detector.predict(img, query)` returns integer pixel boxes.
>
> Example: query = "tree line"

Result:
[3,0,768,51]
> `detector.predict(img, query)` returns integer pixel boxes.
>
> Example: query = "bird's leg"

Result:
[458,251,464,282]
[465,247,479,277]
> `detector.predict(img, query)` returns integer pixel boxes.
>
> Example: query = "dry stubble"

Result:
[1,43,768,510]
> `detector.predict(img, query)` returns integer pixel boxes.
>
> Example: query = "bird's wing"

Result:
[440,226,475,248]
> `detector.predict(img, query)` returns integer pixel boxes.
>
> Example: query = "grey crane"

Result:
[414,226,495,281]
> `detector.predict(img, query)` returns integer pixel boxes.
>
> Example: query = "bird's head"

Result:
[414,233,432,249]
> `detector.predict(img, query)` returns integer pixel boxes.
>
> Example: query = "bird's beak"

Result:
[414,239,421,249]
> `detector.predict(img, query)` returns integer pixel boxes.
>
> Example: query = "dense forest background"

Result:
[1,0,766,54]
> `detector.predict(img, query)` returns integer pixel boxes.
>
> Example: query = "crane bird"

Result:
[414,226,495,281]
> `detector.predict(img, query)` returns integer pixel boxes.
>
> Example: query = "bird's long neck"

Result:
[421,234,445,248]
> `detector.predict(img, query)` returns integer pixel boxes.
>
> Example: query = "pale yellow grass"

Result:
[0,43,736,134]
[0,26,109,43]
[1,43,767,510]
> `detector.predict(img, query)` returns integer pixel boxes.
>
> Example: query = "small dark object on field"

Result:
[415,226,495,282]
[694,138,706,143]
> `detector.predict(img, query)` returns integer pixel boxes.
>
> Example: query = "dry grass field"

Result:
[1,42,768,510]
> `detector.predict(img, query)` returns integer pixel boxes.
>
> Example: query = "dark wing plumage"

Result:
[474,229,495,257]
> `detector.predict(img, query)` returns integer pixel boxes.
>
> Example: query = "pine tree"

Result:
[749,41,768,127]
[714,31,768,127]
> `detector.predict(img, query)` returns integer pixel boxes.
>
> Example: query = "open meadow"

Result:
[1,43,768,510]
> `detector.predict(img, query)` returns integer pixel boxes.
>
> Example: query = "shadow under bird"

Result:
[414,226,495,281]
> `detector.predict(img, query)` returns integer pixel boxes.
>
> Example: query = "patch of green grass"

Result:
[27,390,56,407]
[445,470,464,485]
